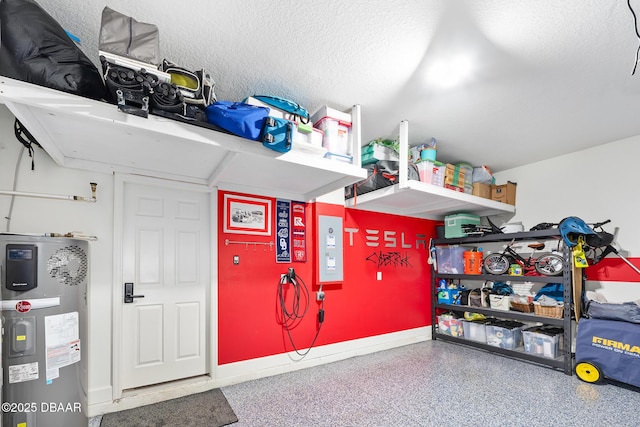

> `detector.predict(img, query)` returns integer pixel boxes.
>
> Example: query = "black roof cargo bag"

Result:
[0,0,107,100]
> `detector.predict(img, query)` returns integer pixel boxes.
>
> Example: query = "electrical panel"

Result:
[317,215,343,283]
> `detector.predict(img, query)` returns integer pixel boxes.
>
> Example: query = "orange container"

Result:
[463,251,483,274]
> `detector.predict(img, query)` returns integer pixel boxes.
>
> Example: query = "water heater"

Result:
[1,234,89,427]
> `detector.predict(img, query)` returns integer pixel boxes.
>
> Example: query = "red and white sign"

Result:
[16,300,32,313]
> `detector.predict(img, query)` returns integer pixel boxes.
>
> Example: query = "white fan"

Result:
[47,245,88,286]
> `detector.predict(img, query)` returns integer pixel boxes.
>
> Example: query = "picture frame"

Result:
[223,194,272,236]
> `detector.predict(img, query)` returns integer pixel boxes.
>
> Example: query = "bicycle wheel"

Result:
[534,252,564,276]
[483,253,511,275]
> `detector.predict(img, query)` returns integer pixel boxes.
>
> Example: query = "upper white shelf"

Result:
[0,77,367,201]
[345,121,515,220]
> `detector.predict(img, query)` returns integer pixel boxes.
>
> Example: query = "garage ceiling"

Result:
[32,0,640,172]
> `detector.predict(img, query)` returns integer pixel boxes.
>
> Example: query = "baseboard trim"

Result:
[213,326,431,387]
[87,327,431,417]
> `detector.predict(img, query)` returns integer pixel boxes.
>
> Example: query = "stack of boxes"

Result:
[407,146,517,206]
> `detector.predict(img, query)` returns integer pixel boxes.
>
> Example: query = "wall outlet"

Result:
[316,291,325,301]
[377,271,382,280]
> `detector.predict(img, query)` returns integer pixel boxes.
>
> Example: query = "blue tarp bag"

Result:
[575,318,640,387]
[205,101,269,140]
[587,300,640,324]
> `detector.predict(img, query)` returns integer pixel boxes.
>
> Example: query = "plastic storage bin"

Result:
[462,319,489,343]
[295,124,324,148]
[361,143,398,165]
[416,160,445,185]
[314,116,351,156]
[485,320,525,349]
[437,285,463,305]
[435,246,466,274]
[437,315,464,337]
[523,327,563,358]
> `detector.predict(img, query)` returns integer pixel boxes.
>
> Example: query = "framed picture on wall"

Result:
[223,194,272,236]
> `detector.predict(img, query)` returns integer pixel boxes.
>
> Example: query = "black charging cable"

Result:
[277,268,324,358]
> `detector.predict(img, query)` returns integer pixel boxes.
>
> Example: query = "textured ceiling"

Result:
[33,0,640,172]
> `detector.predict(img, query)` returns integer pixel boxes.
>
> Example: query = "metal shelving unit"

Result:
[431,229,574,375]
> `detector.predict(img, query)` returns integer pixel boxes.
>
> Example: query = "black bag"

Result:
[260,117,294,153]
[101,60,162,117]
[345,160,419,199]
[0,0,107,100]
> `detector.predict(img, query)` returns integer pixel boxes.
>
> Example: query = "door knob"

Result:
[124,282,145,303]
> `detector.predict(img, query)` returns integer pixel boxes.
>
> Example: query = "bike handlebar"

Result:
[591,219,611,229]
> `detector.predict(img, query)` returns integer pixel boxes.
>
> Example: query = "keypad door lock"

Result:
[124,282,145,303]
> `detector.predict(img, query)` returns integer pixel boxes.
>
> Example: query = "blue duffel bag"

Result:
[205,101,269,140]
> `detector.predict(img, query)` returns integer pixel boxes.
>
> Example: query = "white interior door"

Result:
[120,182,210,390]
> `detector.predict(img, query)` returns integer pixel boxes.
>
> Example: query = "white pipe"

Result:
[0,182,97,203]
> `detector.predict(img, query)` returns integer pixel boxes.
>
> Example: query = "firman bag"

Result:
[205,101,269,140]
[260,117,294,153]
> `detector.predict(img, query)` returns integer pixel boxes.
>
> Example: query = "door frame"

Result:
[112,173,218,400]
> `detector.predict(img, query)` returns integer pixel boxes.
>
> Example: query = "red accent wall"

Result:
[218,191,436,364]
[585,257,640,282]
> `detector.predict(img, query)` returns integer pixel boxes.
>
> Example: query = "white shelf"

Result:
[0,77,367,201]
[345,121,515,219]
[345,179,515,219]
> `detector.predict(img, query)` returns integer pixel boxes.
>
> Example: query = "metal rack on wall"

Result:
[430,229,574,375]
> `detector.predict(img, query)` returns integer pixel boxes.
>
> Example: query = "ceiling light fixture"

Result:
[425,54,474,89]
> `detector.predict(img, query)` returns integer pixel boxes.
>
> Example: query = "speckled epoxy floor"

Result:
[221,340,640,427]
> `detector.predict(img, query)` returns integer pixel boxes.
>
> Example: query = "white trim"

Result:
[215,326,431,386]
[209,187,220,383]
[90,326,430,416]
[111,173,213,401]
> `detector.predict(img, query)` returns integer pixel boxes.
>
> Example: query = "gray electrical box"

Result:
[318,215,343,283]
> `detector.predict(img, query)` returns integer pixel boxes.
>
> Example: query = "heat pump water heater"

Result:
[1,234,89,427]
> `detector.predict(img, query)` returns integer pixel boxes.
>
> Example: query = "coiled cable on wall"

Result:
[277,268,324,358]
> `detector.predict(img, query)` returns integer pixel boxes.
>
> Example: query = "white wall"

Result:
[3,100,640,408]
[494,136,640,302]
[0,105,115,404]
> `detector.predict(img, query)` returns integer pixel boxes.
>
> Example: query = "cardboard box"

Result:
[444,163,466,188]
[472,182,491,199]
[491,181,517,205]
[444,184,464,193]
